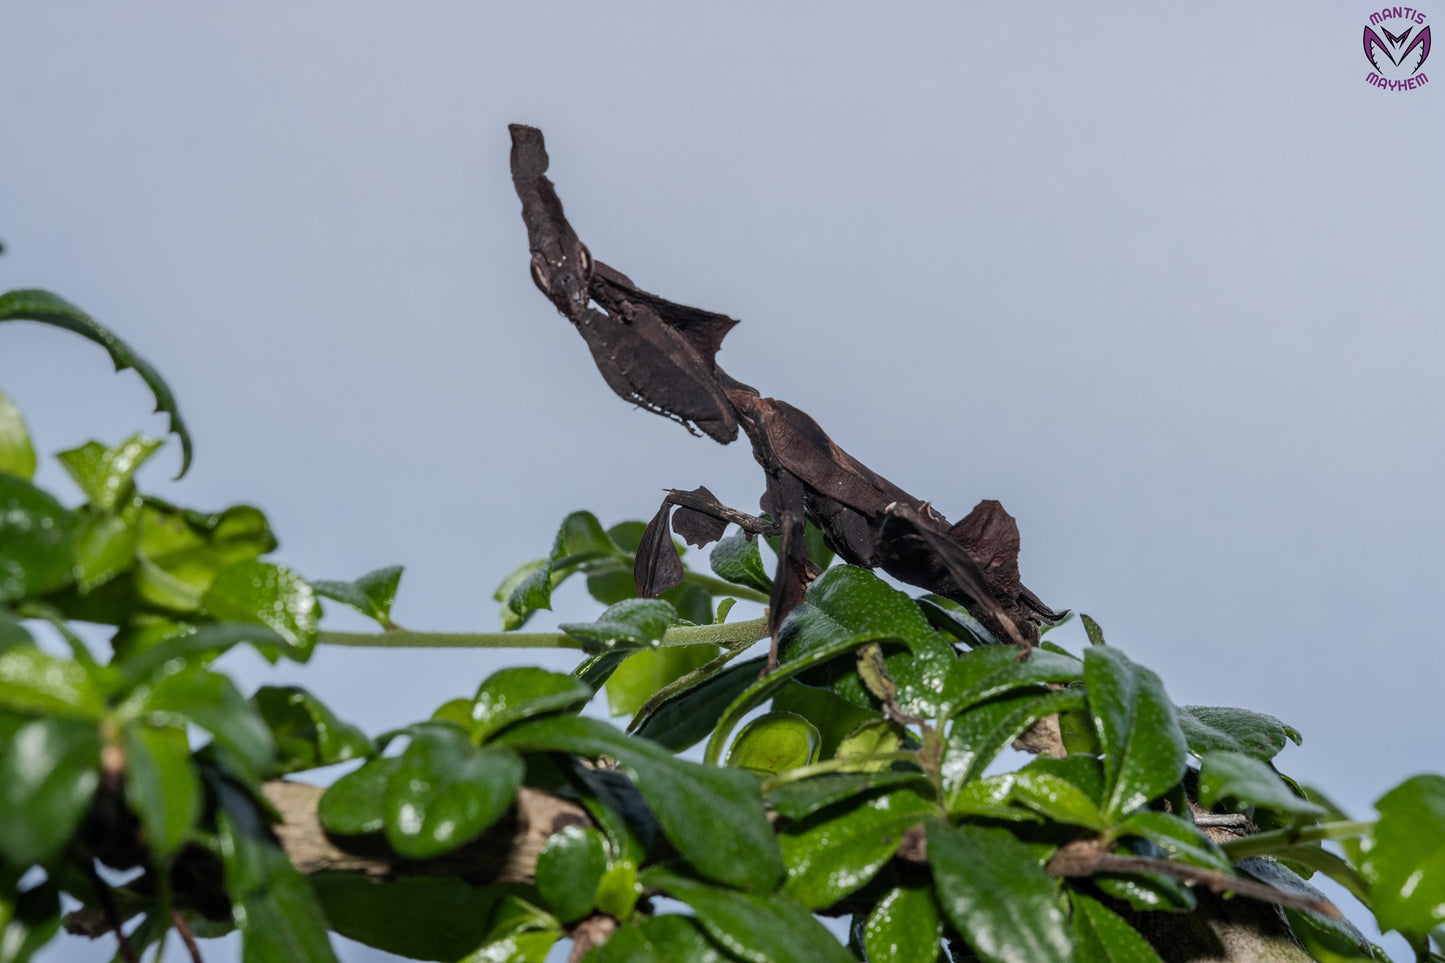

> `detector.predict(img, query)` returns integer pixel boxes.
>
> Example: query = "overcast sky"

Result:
[4,4,1441,961]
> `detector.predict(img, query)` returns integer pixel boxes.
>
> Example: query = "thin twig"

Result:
[171,910,203,963]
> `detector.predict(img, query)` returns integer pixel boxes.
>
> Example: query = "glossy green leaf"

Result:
[123,722,199,858]
[494,714,782,891]
[585,915,727,963]
[72,508,137,593]
[630,655,764,752]
[0,390,36,481]
[1091,853,1196,913]
[1233,859,1375,960]
[312,874,500,962]
[1071,893,1164,963]
[1080,614,1106,647]
[864,881,942,963]
[559,598,678,650]
[0,610,32,651]
[0,289,193,476]
[572,650,632,692]
[116,620,286,684]
[642,867,855,963]
[916,595,1000,648]
[948,648,1084,716]
[497,513,626,630]
[493,557,547,630]
[459,894,561,963]
[781,789,935,908]
[1176,705,1301,762]
[318,756,399,836]
[835,718,907,768]
[1084,646,1187,821]
[251,686,371,775]
[1006,766,1106,831]
[1364,774,1445,934]
[709,530,772,592]
[1197,751,1324,824]
[203,560,319,660]
[0,717,100,866]
[56,435,162,511]
[728,712,820,774]
[312,565,403,628]
[216,785,338,962]
[470,667,592,743]
[769,770,932,821]
[384,726,524,858]
[0,645,105,719]
[136,501,277,612]
[0,473,78,604]
[943,688,1085,805]
[1112,810,1231,872]
[926,819,1073,963]
[605,643,718,717]
[536,825,608,922]
[139,665,275,777]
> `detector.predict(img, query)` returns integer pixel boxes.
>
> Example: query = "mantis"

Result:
[509,124,1061,670]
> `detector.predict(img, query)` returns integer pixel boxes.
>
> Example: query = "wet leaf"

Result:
[727,712,819,774]
[136,502,277,612]
[494,714,782,891]
[318,757,398,836]
[780,789,935,909]
[0,717,100,866]
[1071,893,1164,963]
[560,598,678,650]
[470,667,592,743]
[0,289,193,476]
[0,389,37,480]
[123,722,199,858]
[139,664,275,778]
[863,881,942,963]
[202,560,319,661]
[641,867,855,963]
[630,656,765,752]
[0,645,106,719]
[56,435,162,512]
[1363,774,1445,934]
[384,726,524,858]
[770,681,878,759]
[769,770,932,821]
[0,473,78,604]
[1176,705,1301,762]
[1084,646,1187,821]
[1112,810,1231,872]
[312,565,403,627]
[251,686,371,774]
[312,874,500,962]
[605,643,718,718]
[536,825,607,922]
[926,819,1073,963]
[709,530,772,593]
[943,688,1085,804]
[1197,751,1323,824]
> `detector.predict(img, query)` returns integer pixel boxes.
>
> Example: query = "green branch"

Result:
[319,615,770,653]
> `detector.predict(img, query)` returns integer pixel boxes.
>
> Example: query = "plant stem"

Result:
[683,572,770,604]
[1220,819,1374,861]
[318,616,769,653]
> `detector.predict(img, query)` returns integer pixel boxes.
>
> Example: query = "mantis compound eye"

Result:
[530,252,552,297]
[577,243,592,276]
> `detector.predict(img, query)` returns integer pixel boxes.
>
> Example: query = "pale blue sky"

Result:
[4,4,1441,960]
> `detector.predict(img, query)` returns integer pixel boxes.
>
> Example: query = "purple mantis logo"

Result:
[1364,7,1431,90]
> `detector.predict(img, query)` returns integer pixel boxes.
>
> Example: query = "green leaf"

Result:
[630,656,765,752]
[835,718,907,767]
[1071,893,1165,963]
[769,771,932,821]
[0,717,101,866]
[1197,751,1324,824]
[0,609,32,651]
[460,894,561,963]
[605,643,718,717]
[72,507,138,593]
[1111,810,1232,872]
[536,824,608,922]
[138,665,275,778]
[384,726,525,859]
[0,390,37,481]
[136,502,277,612]
[727,712,820,775]
[0,876,61,963]
[948,648,1084,716]
[0,289,194,476]
[1006,767,1107,831]
[318,757,398,836]
[863,881,942,963]
[642,867,855,963]
[497,513,626,630]
[0,645,105,719]
[1084,646,1187,821]
[56,435,162,511]
[927,819,1073,963]
[251,686,371,775]
[312,565,403,628]
[1080,614,1106,646]
[123,722,199,858]
[115,620,285,684]
[585,915,728,963]
[916,596,1000,648]
[1235,860,1376,960]
[0,473,79,604]
[215,784,338,962]
[709,530,772,593]
[470,667,593,743]
[494,715,782,891]
[1176,705,1301,762]
[311,874,500,962]
[559,598,678,650]
[203,560,319,661]
[494,558,549,630]
[780,789,935,908]
[1364,774,1445,934]
[943,688,1085,804]
[771,681,879,759]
